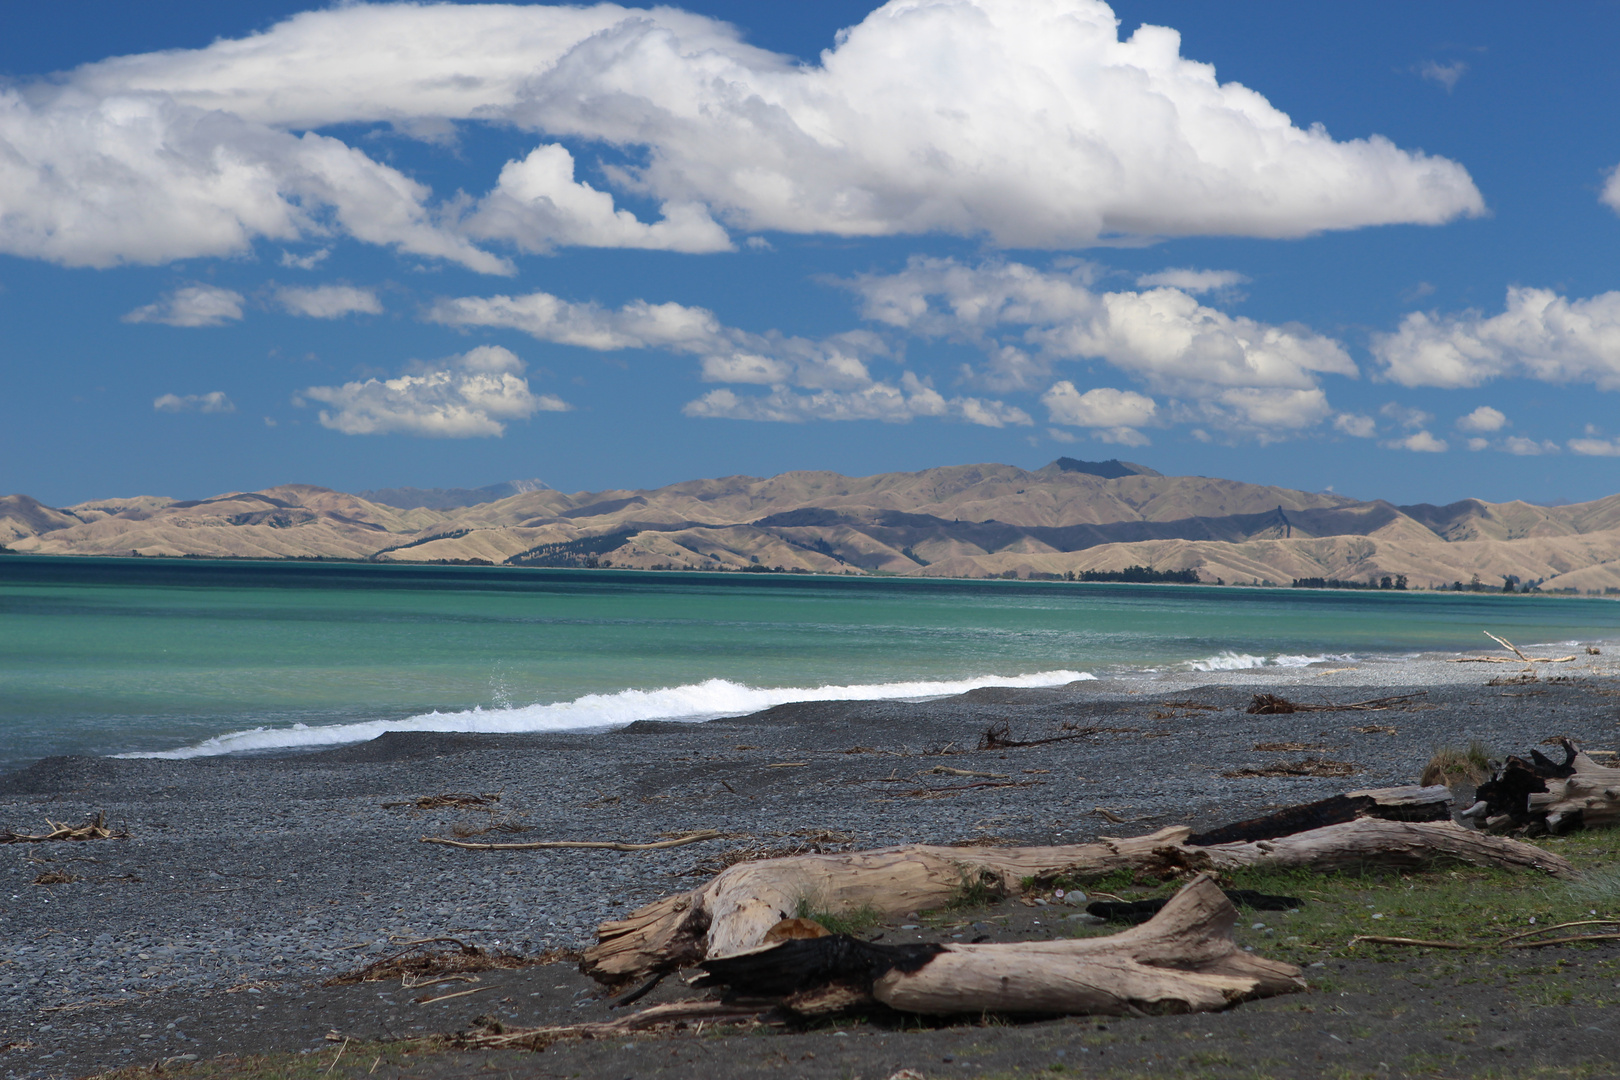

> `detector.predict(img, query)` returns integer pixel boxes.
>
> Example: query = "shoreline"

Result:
[5,654,1620,1076]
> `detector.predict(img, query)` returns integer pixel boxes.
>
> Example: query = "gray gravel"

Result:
[3,649,1620,1076]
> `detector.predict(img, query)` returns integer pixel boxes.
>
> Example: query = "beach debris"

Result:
[324,939,576,987]
[1352,723,1399,735]
[32,871,79,885]
[883,780,1041,800]
[450,1000,773,1053]
[1222,757,1360,779]
[0,811,127,844]
[688,875,1302,1017]
[1462,737,1620,835]
[1246,691,1425,714]
[582,788,1570,987]
[420,828,724,852]
[976,721,1136,750]
[1448,631,1577,666]
[925,765,1011,779]
[1351,918,1620,952]
[1252,741,1334,752]
[382,792,501,811]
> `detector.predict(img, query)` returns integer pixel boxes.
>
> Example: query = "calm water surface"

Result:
[2,555,1615,768]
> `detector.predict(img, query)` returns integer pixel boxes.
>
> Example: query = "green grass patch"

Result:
[791,897,885,935]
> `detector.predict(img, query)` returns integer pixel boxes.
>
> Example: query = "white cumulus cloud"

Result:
[1502,436,1557,456]
[1133,268,1248,294]
[1384,430,1447,453]
[123,285,244,327]
[153,390,234,413]
[682,373,1029,427]
[1042,382,1156,426]
[1416,60,1467,93]
[462,144,731,254]
[854,258,1355,396]
[1333,413,1377,438]
[276,284,382,319]
[1455,405,1507,432]
[297,345,567,437]
[1374,287,1620,389]
[1570,437,1620,456]
[0,0,1482,271]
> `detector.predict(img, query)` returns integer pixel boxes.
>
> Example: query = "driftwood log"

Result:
[1464,739,1620,835]
[696,874,1303,1017]
[582,786,1572,986]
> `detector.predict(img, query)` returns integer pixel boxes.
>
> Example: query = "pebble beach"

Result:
[4,649,1620,1078]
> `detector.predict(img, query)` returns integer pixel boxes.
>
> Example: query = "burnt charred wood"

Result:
[1475,740,1585,833]
[1088,889,1303,925]
[694,936,944,998]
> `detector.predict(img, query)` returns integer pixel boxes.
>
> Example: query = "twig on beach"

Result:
[420,828,723,852]
[0,811,127,844]
[382,792,501,811]
[884,780,1042,799]
[1350,935,1479,950]
[924,766,1011,780]
[1246,692,1425,715]
[1351,919,1620,952]
[1447,632,1577,665]
[976,721,1136,750]
[414,986,489,1006]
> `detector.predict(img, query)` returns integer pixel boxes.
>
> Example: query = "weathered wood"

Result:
[1197,818,1572,877]
[581,816,1571,986]
[875,876,1302,1015]
[698,876,1302,1017]
[1187,785,1450,846]
[1528,749,1620,833]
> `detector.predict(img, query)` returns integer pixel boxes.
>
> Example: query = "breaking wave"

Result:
[118,669,1095,760]
[1187,651,1351,671]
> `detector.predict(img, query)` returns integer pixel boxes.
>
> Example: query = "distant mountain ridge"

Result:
[6,460,1620,593]
[354,479,549,510]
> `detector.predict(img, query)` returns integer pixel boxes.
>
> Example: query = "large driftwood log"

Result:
[697,874,1303,1017]
[1465,739,1620,835]
[582,797,1572,985]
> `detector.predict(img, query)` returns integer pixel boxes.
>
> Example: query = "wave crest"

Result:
[1187,651,1350,671]
[118,669,1095,759]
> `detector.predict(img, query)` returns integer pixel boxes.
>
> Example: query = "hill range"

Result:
[5,458,1620,592]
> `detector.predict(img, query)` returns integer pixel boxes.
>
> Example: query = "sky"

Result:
[4,1,1620,508]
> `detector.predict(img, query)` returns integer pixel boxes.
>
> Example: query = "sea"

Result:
[2,554,1616,772]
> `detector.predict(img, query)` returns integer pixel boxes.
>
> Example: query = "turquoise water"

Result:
[1,554,1616,769]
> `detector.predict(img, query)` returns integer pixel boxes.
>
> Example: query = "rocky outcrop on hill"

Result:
[7,461,1620,591]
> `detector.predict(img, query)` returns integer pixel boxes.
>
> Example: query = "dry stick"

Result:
[421,829,722,852]
[1448,631,1577,665]
[415,986,489,1006]
[1496,918,1620,945]
[325,1038,349,1075]
[1350,935,1479,950]
[1506,933,1620,949]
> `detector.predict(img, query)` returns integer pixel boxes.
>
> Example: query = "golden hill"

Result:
[6,458,1620,592]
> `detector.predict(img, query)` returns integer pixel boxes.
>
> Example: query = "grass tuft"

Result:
[1420,740,1493,786]
[790,897,884,935]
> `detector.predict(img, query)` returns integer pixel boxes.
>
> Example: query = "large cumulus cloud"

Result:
[0,0,1482,270]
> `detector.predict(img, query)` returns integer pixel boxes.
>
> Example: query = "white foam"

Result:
[1187,651,1349,671]
[117,669,1095,759]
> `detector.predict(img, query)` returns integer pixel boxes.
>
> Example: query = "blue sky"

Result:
[4,1,1620,508]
